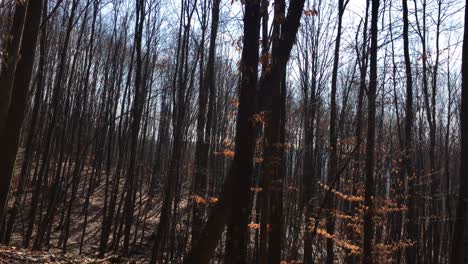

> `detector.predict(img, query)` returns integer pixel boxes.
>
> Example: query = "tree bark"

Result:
[183,1,261,262]
[0,0,28,226]
[326,1,348,263]
[450,0,468,262]
[363,0,379,263]
[192,0,220,245]
[402,0,417,263]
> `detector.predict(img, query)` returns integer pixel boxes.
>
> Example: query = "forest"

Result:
[1,0,468,263]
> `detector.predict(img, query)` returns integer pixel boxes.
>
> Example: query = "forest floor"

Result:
[0,245,140,264]
[6,149,164,261]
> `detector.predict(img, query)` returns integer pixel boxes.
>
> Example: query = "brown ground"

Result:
[0,246,137,264]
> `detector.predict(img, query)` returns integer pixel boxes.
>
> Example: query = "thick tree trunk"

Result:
[0,0,28,227]
[183,1,261,262]
[2,0,48,244]
[362,0,379,263]
[0,0,27,139]
[450,1,468,262]
[402,0,417,263]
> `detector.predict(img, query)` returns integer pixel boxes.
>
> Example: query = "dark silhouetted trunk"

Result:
[0,0,27,226]
[450,1,468,262]
[183,1,261,262]
[363,0,379,263]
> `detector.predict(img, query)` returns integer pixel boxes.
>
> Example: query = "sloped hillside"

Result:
[0,246,137,264]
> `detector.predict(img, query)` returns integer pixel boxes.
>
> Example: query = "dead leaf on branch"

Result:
[304,9,319,16]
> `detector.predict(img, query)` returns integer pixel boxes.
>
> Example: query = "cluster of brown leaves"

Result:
[311,180,416,262]
[247,222,271,231]
[303,9,319,16]
[214,139,236,158]
[247,222,260,230]
[228,98,239,108]
[252,112,267,125]
[223,139,235,148]
[319,182,364,203]
[191,195,219,205]
[214,149,235,159]
[313,228,361,255]
[375,240,416,255]
[259,53,272,68]
[375,203,408,214]
[250,187,263,193]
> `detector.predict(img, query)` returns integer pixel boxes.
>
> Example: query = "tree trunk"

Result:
[449,0,468,262]
[192,0,220,245]
[0,0,27,140]
[402,0,417,263]
[183,1,261,262]
[0,0,28,226]
[363,0,379,263]
[326,1,348,263]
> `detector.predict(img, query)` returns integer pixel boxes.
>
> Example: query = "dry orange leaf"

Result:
[248,222,260,230]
